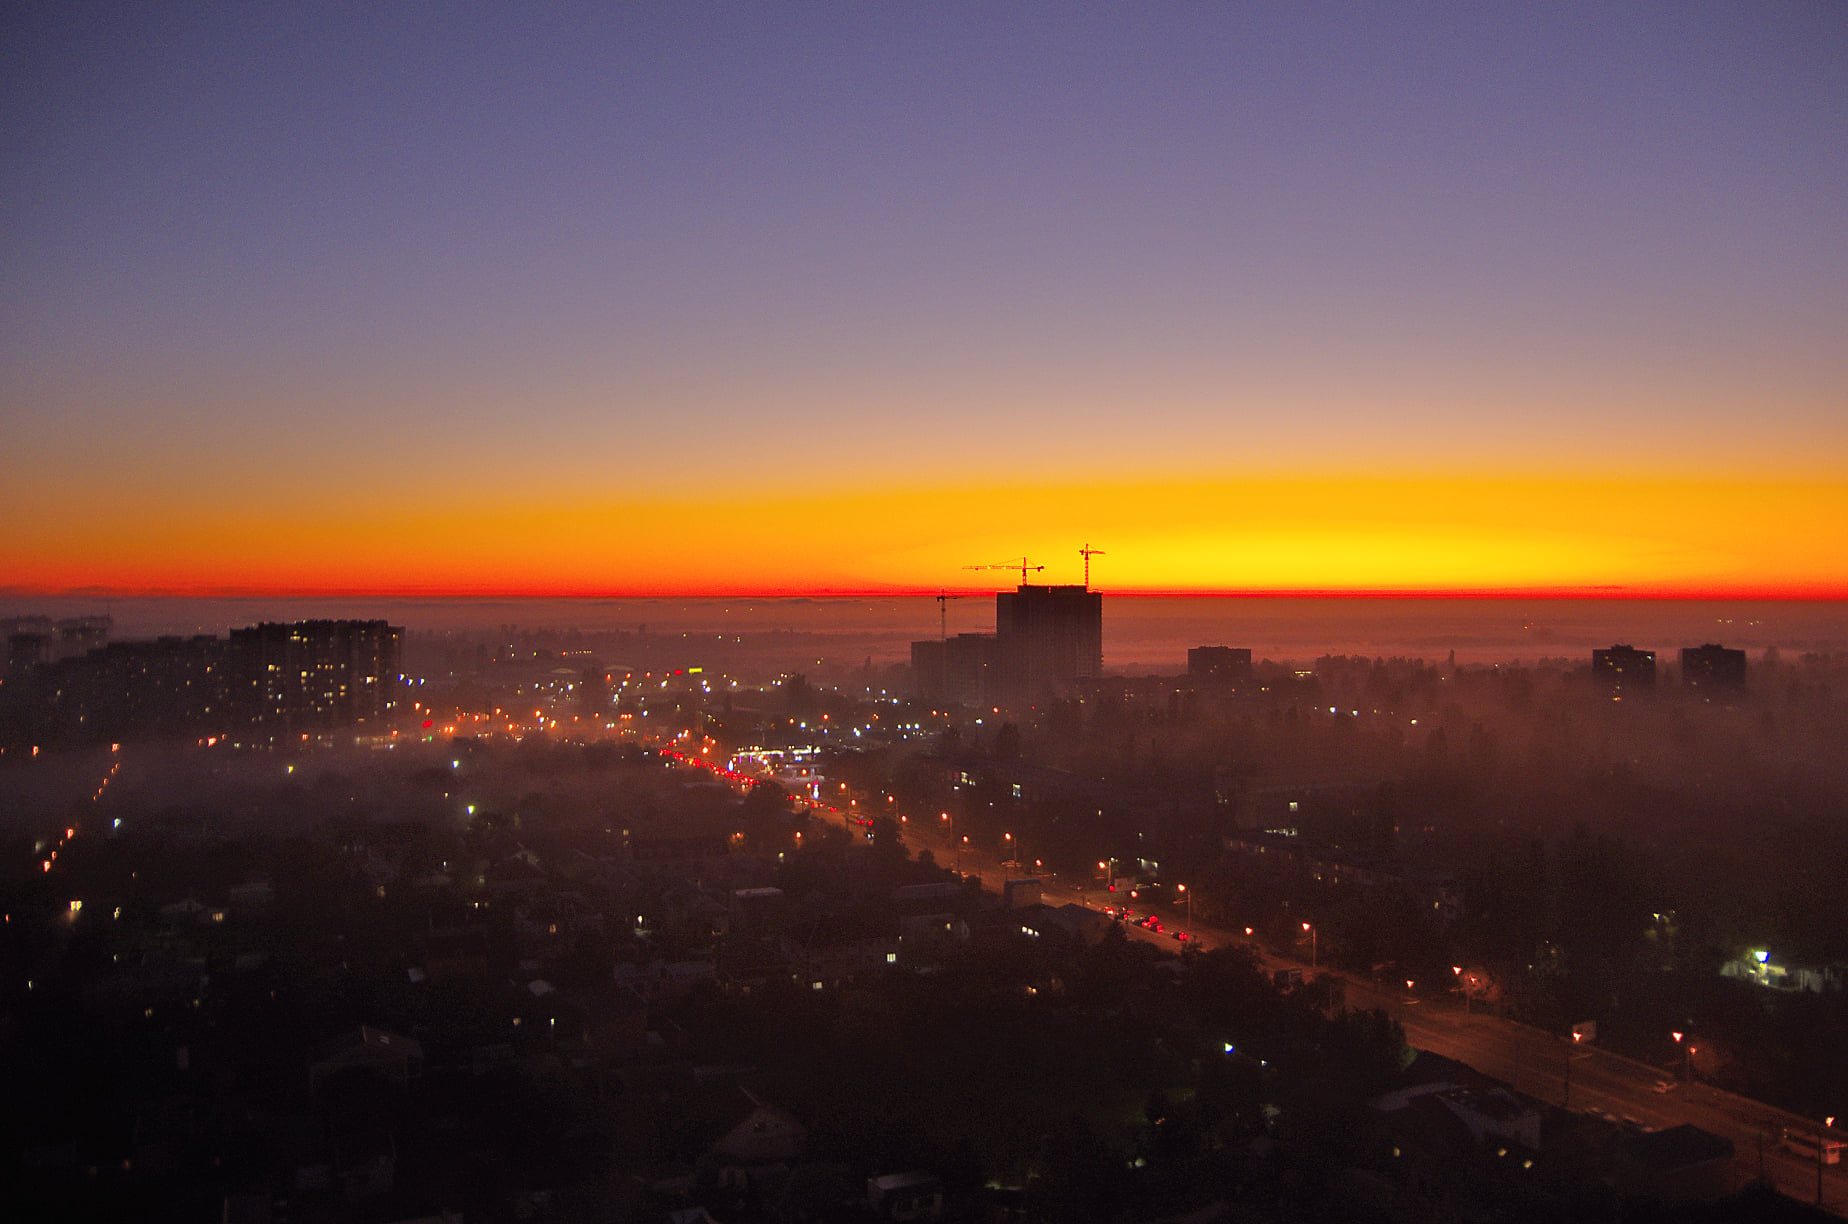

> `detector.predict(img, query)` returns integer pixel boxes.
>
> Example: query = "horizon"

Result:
[8,591,1843,673]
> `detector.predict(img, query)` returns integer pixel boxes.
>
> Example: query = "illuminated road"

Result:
[671,758,1845,1216]
[895,825,1847,1215]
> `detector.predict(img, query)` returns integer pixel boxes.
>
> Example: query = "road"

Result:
[682,758,1847,1216]
[893,819,1847,1215]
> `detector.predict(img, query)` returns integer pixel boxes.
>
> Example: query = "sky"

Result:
[3,3,1845,598]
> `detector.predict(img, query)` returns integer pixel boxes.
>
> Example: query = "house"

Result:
[898,911,968,949]
[711,1087,806,1165]
[1436,1087,1542,1152]
[780,910,899,990]
[868,1171,944,1220]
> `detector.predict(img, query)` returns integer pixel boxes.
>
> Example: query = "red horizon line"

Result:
[9,583,1847,602]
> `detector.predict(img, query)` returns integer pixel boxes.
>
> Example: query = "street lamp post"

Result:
[1302,921,1316,970]
[1454,966,1468,1015]
[1672,1030,1691,1083]
[1177,883,1192,925]
[1821,1115,1836,1208]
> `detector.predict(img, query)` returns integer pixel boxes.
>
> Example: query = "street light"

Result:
[1822,1117,1838,1207]
[1454,966,1469,1015]
[1672,1030,1692,1083]
[1176,883,1192,924]
[1302,921,1316,970]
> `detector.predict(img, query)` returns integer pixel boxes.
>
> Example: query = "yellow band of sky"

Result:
[5,474,1843,598]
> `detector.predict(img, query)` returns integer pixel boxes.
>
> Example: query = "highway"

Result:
[892,817,1848,1216]
[679,755,1847,1216]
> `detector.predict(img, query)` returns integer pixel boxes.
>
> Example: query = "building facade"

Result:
[910,632,998,707]
[1592,644,1655,694]
[1188,645,1253,682]
[2,619,402,746]
[1679,644,1745,690]
[994,584,1102,700]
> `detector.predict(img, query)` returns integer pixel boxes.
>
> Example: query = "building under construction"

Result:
[913,582,1102,707]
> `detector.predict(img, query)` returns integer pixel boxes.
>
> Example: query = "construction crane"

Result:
[1079,543,1106,589]
[935,591,964,641]
[964,558,1045,584]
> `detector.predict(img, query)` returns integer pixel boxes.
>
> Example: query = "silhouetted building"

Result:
[55,616,112,659]
[995,584,1101,700]
[1679,643,1745,690]
[4,615,112,678]
[226,619,402,732]
[911,632,997,706]
[1592,644,1655,693]
[2,619,401,745]
[1188,645,1252,682]
[6,629,52,679]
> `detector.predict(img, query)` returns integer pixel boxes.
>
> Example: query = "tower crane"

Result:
[935,591,964,641]
[964,558,1045,584]
[1079,543,1106,590]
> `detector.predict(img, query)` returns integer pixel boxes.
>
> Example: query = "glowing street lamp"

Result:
[1176,883,1192,924]
[1820,1115,1837,1206]
[1302,921,1317,970]
[1672,1030,1692,1082]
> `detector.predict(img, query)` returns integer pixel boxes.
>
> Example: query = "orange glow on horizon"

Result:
[6,474,1845,600]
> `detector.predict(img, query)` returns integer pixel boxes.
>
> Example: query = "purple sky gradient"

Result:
[3,3,1844,537]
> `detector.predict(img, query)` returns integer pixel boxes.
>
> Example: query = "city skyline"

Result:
[4,4,1844,598]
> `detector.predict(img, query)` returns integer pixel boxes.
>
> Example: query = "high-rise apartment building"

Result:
[911,633,997,707]
[1188,646,1253,683]
[1680,643,1746,690]
[226,620,402,732]
[995,584,1102,700]
[1592,644,1655,693]
[2,619,401,745]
